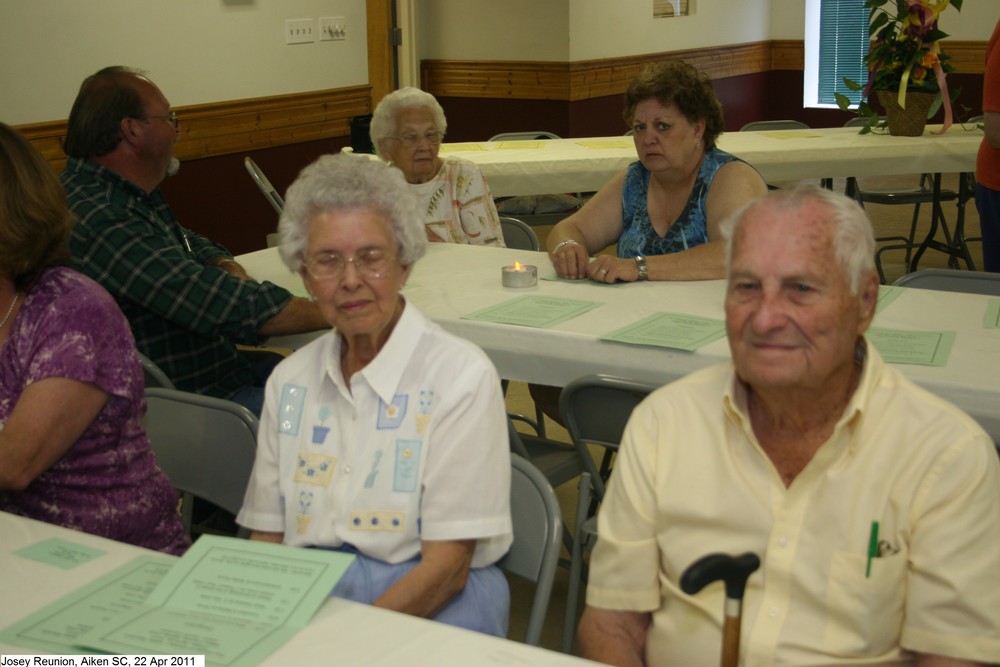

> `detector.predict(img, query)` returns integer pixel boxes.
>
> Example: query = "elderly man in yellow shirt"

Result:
[577,185,1000,667]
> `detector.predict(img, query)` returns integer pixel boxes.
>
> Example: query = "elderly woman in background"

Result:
[547,59,767,282]
[0,122,189,555]
[370,87,505,247]
[237,154,512,636]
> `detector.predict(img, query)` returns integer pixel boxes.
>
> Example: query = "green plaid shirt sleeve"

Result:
[61,157,292,399]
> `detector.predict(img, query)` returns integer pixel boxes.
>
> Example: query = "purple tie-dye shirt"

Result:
[0,267,189,555]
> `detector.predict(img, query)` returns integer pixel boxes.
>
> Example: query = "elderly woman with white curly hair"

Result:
[237,153,513,636]
[370,86,505,246]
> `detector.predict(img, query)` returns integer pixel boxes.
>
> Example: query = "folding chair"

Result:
[244,156,285,216]
[490,132,583,225]
[489,131,562,142]
[739,120,832,190]
[500,453,563,646]
[507,418,581,498]
[137,351,174,390]
[497,216,546,435]
[558,374,657,653]
[144,387,259,536]
[892,268,1000,296]
[739,119,810,132]
[843,117,962,282]
[499,216,540,252]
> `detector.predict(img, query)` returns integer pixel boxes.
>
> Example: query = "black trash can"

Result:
[350,114,374,154]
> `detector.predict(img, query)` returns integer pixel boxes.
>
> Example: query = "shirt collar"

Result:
[330,298,422,405]
[723,337,878,455]
[66,156,159,201]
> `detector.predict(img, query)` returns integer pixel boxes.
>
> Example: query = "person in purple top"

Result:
[0,122,189,555]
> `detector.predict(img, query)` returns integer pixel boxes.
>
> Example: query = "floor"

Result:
[501,172,983,655]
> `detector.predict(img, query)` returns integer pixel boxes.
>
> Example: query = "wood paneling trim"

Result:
[420,61,573,101]
[770,40,804,71]
[569,42,772,101]
[422,42,772,101]
[767,40,984,74]
[942,41,986,77]
[423,39,986,101]
[16,86,372,171]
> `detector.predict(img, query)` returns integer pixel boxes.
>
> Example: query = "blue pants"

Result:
[321,546,510,637]
[976,182,1000,272]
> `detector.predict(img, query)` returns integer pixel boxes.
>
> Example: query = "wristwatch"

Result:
[634,254,648,281]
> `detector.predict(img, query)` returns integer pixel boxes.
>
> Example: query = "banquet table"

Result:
[240,243,1000,441]
[0,512,598,667]
[437,125,982,197]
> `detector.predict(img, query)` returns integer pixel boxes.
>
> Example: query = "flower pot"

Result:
[875,90,936,136]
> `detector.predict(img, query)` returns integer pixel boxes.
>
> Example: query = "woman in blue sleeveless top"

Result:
[547,60,767,283]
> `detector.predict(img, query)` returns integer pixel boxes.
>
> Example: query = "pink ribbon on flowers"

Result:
[899,0,954,133]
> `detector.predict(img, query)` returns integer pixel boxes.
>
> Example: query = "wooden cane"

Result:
[681,552,761,667]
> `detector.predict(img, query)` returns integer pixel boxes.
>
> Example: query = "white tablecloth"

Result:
[241,243,1000,440]
[435,126,981,197]
[0,512,597,666]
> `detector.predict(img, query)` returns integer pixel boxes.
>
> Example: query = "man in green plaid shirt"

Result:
[61,67,327,415]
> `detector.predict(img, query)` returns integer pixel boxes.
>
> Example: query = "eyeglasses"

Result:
[139,112,180,129]
[303,249,396,281]
[388,131,444,147]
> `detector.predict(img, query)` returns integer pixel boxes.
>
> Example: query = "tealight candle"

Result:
[502,261,538,288]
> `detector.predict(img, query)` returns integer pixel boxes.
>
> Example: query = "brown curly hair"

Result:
[0,123,73,292]
[623,60,724,149]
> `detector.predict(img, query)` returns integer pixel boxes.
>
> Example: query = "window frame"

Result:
[804,0,870,109]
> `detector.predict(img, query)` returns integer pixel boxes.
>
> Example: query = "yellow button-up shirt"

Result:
[587,342,1000,666]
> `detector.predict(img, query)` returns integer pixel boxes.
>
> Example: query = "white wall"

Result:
[567,0,771,61]
[418,0,570,61]
[417,0,995,63]
[417,0,771,62]
[1,0,367,125]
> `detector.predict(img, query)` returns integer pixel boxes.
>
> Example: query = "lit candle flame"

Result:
[513,261,523,271]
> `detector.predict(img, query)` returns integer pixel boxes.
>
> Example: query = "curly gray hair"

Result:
[278,153,427,272]
[369,87,447,161]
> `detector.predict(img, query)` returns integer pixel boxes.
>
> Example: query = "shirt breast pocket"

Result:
[823,548,907,656]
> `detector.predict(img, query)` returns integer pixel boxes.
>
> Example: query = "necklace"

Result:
[0,293,19,330]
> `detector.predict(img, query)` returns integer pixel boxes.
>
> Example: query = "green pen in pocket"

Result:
[865,520,880,578]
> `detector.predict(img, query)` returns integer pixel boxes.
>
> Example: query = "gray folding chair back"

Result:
[739,119,810,132]
[500,453,563,646]
[144,387,259,526]
[738,120,830,189]
[489,131,583,225]
[244,156,285,216]
[558,374,657,653]
[138,352,174,390]
[507,417,581,491]
[489,131,561,141]
[499,216,540,251]
[892,269,1000,296]
[559,374,657,501]
[841,117,962,282]
[893,269,1000,451]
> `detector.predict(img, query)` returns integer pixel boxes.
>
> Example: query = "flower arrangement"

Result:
[836,0,963,134]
